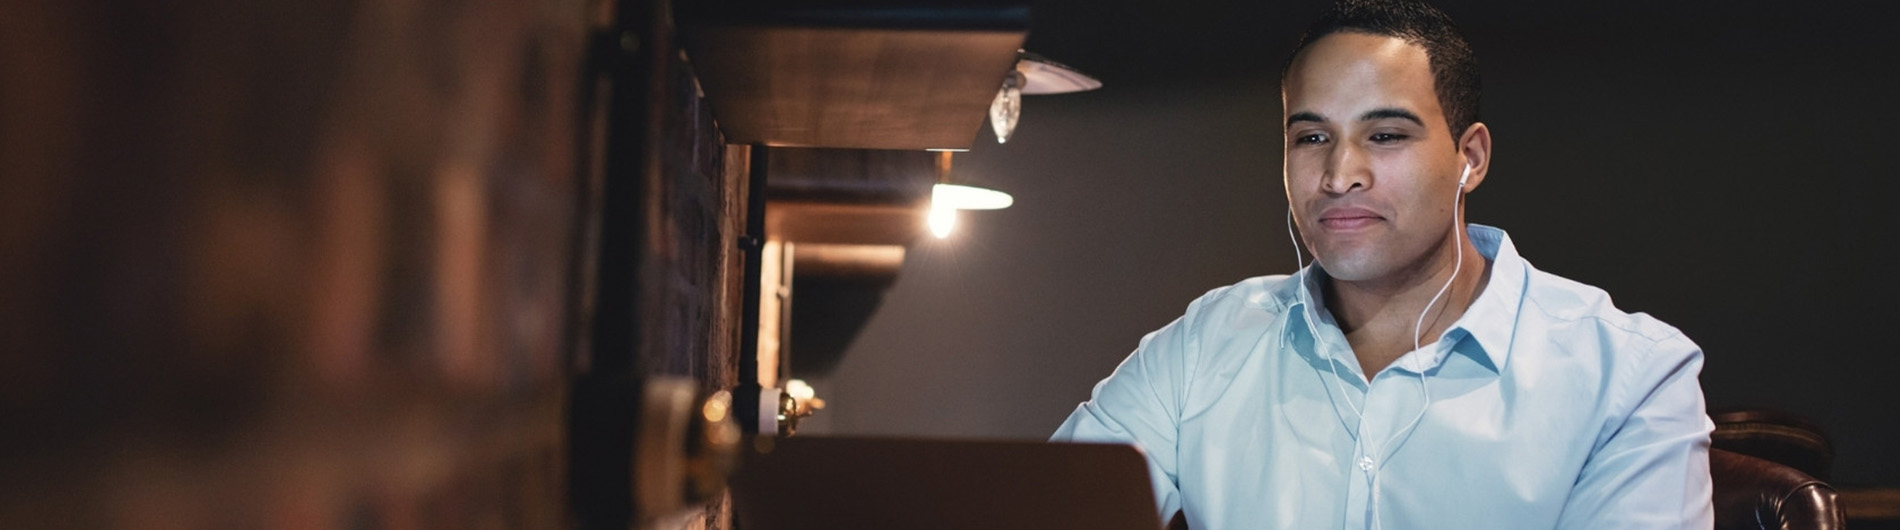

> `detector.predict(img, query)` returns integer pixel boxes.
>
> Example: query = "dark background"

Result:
[797,0,1900,488]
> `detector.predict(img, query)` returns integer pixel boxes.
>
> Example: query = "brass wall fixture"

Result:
[634,378,742,521]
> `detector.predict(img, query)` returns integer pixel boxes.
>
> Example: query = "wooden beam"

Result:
[683,25,1026,149]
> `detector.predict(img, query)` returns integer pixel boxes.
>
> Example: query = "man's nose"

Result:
[1321,144,1369,194]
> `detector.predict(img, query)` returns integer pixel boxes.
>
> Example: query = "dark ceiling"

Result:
[1020,0,1889,88]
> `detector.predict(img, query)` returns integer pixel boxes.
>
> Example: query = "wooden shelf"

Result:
[679,1,1029,150]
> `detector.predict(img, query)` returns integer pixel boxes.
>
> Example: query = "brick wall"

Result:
[1,0,591,527]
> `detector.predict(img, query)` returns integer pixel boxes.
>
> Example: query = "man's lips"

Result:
[1317,207,1383,230]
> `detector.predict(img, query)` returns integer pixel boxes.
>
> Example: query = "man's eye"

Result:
[1370,133,1409,143]
[1294,133,1328,145]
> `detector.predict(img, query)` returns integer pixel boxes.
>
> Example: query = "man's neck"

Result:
[1325,233,1493,379]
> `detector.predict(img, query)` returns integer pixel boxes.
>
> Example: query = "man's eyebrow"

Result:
[1286,111,1325,128]
[1360,108,1425,126]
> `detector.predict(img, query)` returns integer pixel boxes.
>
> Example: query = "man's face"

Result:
[1283,32,1468,285]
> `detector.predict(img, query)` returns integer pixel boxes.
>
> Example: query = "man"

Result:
[1051,1,1714,528]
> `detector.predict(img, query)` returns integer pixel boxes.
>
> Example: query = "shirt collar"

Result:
[1277,224,1526,374]
[1456,224,1525,373]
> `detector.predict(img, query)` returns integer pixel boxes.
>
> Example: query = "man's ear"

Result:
[1458,122,1492,192]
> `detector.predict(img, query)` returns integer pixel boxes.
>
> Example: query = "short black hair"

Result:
[1284,0,1481,143]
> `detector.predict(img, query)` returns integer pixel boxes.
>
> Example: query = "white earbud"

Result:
[1458,163,1472,187]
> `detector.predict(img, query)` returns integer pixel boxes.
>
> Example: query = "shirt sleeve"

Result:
[1050,295,1208,525]
[1556,331,1715,529]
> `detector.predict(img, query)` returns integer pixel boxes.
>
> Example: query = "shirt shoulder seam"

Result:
[1520,277,1679,344]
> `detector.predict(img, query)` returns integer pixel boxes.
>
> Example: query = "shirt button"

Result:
[1358,456,1375,471]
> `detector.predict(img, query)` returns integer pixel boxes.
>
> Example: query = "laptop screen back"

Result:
[728,436,1162,530]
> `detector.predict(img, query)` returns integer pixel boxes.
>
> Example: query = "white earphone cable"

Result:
[1287,163,1468,530]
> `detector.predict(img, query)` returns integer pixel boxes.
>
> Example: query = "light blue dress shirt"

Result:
[1053,224,1713,529]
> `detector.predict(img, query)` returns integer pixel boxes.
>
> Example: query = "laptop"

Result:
[728,436,1163,530]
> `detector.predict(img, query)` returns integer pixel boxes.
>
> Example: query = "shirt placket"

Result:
[1341,345,1445,530]
[1342,371,1378,530]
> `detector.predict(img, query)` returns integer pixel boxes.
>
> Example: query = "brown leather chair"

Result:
[1712,409,1836,481]
[1710,408,1846,530]
[1712,448,1844,530]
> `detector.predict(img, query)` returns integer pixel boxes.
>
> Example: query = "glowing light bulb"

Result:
[931,184,1013,210]
[928,202,957,239]
[786,379,815,401]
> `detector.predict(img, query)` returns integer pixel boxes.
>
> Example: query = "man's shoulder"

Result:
[1182,274,1298,319]
[1518,265,1686,346]
[1159,275,1302,365]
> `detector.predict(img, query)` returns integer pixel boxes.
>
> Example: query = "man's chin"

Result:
[1312,253,1390,283]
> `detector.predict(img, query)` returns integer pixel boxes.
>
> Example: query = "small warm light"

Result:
[932,184,1014,210]
[928,202,957,239]
[702,390,731,422]
[786,379,816,401]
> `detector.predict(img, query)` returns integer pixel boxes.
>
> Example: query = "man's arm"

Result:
[1050,296,1208,523]
[1556,332,1715,529]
